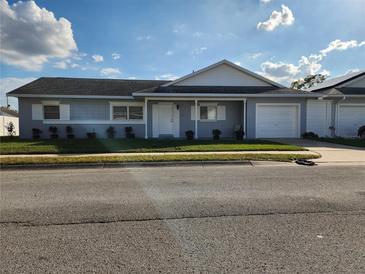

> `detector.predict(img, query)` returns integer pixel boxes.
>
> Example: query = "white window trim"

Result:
[109,101,144,121]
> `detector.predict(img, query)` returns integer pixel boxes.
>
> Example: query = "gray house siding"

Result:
[246,98,307,139]
[147,101,243,139]
[18,98,145,139]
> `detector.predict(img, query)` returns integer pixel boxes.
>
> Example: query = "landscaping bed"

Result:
[0,137,305,155]
[0,153,319,166]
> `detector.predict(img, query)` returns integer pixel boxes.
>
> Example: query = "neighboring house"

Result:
[6,60,365,139]
[307,70,365,137]
[0,107,19,136]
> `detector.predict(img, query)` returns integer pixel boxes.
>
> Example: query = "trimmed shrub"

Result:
[66,126,74,139]
[358,125,365,140]
[185,130,194,140]
[32,128,42,139]
[106,126,116,138]
[212,129,222,140]
[125,126,135,139]
[87,132,97,139]
[49,126,58,139]
[302,132,319,139]
[235,129,244,141]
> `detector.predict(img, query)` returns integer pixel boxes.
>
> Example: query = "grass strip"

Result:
[0,153,320,166]
[0,138,305,155]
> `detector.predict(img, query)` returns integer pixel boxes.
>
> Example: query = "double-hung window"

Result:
[112,106,128,120]
[129,106,143,120]
[111,104,144,121]
[43,105,60,120]
[200,105,217,121]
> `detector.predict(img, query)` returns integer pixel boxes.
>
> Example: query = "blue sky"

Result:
[1,0,364,108]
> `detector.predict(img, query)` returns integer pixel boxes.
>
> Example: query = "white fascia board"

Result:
[162,59,285,88]
[8,94,135,99]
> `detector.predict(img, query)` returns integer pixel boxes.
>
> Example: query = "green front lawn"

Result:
[315,137,365,148]
[0,153,319,166]
[0,137,305,155]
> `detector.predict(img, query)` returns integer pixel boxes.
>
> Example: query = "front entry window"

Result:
[44,105,60,120]
[200,106,217,121]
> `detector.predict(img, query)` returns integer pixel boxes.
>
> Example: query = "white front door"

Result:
[152,103,180,138]
[307,100,332,137]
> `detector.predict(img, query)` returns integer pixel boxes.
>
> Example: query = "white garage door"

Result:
[256,104,300,138]
[338,105,365,137]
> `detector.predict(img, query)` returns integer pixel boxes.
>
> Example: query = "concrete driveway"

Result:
[275,139,365,164]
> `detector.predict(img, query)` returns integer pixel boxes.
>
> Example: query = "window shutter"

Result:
[191,105,200,120]
[32,104,43,120]
[217,105,226,120]
[60,104,70,120]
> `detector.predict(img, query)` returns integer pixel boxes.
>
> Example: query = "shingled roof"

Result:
[7,77,171,97]
[133,85,312,95]
[0,107,19,117]
[308,71,365,92]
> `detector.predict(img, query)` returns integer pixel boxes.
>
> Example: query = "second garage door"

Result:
[256,104,300,138]
[338,104,365,137]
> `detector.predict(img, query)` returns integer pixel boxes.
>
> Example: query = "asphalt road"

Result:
[1,164,365,273]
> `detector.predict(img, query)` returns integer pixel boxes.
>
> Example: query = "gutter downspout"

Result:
[243,99,247,139]
[144,97,148,139]
[194,99,198,139]
[335,96,346,137]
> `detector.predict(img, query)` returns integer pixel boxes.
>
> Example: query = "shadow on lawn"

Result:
[0,137,292,154]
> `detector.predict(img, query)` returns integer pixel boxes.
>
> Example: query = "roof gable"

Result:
[308,70,365,91]
[344,74,365,88]
[163,60,284,88]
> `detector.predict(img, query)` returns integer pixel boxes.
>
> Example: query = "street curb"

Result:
[0,160,254,170]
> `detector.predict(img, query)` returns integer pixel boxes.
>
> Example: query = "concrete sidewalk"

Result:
[275,139,365,163]
[0,150,318,158]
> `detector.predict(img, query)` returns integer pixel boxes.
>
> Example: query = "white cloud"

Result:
[257,5,294,31]
[172,24,186,33]
[111,53,120,60]
[0,0,77,71]
[320,39,362,56]
[53,61,68,69]
[192,47,208,55]
[260,0,272,4]
[155,74,179,80]
[0,77,36,109]
[100,67,121,78]
[251,52,263,59]
[136,35,151,41]
[165,50,174,56]
[92,54,104,63]
[259,39,365,84]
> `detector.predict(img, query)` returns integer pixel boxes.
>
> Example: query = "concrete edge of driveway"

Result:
[0,160,256,170]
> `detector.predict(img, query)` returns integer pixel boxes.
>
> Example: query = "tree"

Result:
[5,121,16,137]
[290,74,327,90]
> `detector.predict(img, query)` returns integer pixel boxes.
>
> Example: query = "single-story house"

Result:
[0,106,19,136]
[6,60,365,139]
[306,70,365,137]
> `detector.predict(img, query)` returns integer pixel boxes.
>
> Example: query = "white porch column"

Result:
[144,98,148,139]
[194,99,198,139]
[243,99,247,139]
